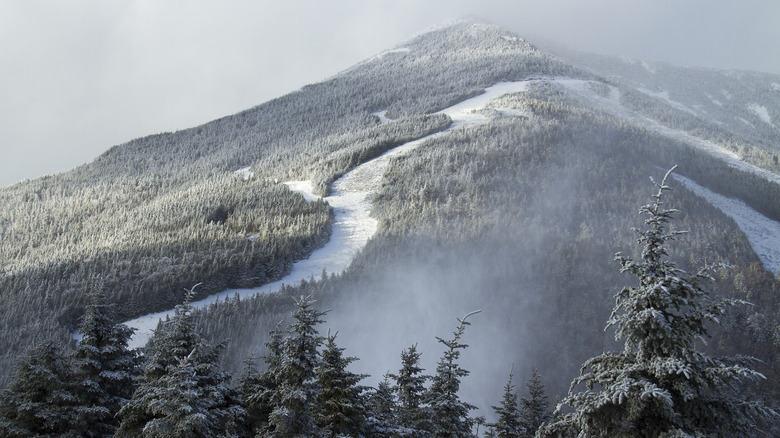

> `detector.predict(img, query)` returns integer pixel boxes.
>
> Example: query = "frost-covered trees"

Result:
[518,369,549,437]
[540,167,777,437]
[426,310,480,438]
[116,289,245,437]
[70,291,141,437]
[490,369,522,438]
[391,343,430,434]
[0,343,77,437]
[315,332,370,437]
[265,295,327,438]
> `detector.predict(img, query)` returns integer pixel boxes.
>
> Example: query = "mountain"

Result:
[1,20,779,418]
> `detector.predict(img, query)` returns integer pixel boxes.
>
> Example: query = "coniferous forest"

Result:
[2,21,780,436]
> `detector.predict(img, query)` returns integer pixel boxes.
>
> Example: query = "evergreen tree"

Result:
[426,310,481,438]
[315,332,370,437]
[518,369,549,438]
[489,368,522,438]
[265,295,327,438]
[239,322,285,436]
[540,167,778,437]
[116,287,246,437]
[0,343,78,437]
[391,343,430,434]
[70,290,141,437]
[366,374,401,437]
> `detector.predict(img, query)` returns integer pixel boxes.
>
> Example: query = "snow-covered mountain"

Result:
[1,21,779,414]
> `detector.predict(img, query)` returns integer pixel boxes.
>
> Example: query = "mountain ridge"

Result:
[0,22,778,421]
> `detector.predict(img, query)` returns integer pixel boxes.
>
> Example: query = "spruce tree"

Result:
[540,167,777,437]
[366,374,401,437]
[518,369,549,438]
[490,368,522,438]
[315,332,370,437]
[0,343,77,437]
[71,291,141,437]
[266,295,327,438]
[426,310,481,438]
[391,343,430,434]
[116,287,245,437]
[239,322,285,436]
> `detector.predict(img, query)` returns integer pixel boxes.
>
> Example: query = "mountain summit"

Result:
[1,21,778,423]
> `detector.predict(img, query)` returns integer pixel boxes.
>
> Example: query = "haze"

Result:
[1,0,778,187]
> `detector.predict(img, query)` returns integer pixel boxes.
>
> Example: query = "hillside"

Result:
[1,21,779,425]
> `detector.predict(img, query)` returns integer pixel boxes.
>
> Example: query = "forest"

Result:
[1,20,780,435]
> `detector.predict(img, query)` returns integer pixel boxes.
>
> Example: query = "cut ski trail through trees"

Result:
[124,81,532,349]
[123,79,780,348]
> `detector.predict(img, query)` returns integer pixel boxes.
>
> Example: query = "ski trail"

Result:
[673,174,780,275]
[123,81,534,349]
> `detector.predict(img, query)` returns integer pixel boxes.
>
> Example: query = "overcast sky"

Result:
[1,0,779,187]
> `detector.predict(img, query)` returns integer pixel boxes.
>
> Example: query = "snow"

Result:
[772,83,780,92]
[747,103,772,125]
[124,80,537,349]
[372,110,393,124]
[673,174,780,275]
[122,77,780,348]
[636,88,697,115]
[376,47,410,59]
[233,166,253,180]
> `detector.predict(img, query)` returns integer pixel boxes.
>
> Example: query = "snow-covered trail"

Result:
[673,174,780,275]
[124,81,533,349]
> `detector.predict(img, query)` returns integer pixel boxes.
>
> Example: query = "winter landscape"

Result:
[2,19,780,437]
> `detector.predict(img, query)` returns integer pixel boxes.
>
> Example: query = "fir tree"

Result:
[315,332,370,437]
[0,343,78,437]
[518,369,549,438]
[391,343,430,434]
[366,374,401,437]
[489,368,522,438]
[540,167,778,437]
[70,290,141,437]
[426,310,481,438]
[116,287,246,437]
[239,322,285,436]
[266,295,327,438]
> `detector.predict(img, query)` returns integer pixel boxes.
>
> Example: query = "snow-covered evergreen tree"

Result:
[0,343,77,437]
[518,369,549,438]
[70,291,141,437]
[489,368,522,438]
[540,167,777,437]
[315,332,370,437]
[426,310,480,438]
[265,295,326,438]
[391,343,430,434]
[239,322,285,436]
[116,287,246,437]
[366,374,401,437]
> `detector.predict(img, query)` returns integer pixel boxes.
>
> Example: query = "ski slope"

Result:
[124,81,534,349]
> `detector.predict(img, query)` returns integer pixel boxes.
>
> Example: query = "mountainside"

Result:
[1,20,779,423]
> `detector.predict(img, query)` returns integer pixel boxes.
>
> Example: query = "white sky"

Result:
[1,0,779,187]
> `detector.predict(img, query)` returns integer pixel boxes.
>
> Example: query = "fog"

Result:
[2,0,779,187]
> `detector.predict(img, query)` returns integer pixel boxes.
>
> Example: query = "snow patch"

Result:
[284,180,319,202]
[234,166,253,180]
[704,93,723,107]
[376,47,410,59]
[501,35,519,42]
[674,174,780,275]
[641,61,656,74]
[771,83,780,92]
[637,88,697,115]
[372,110,393,124]
[747,103,772,125]
[738,117,756,128]
[721,89,732,100]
